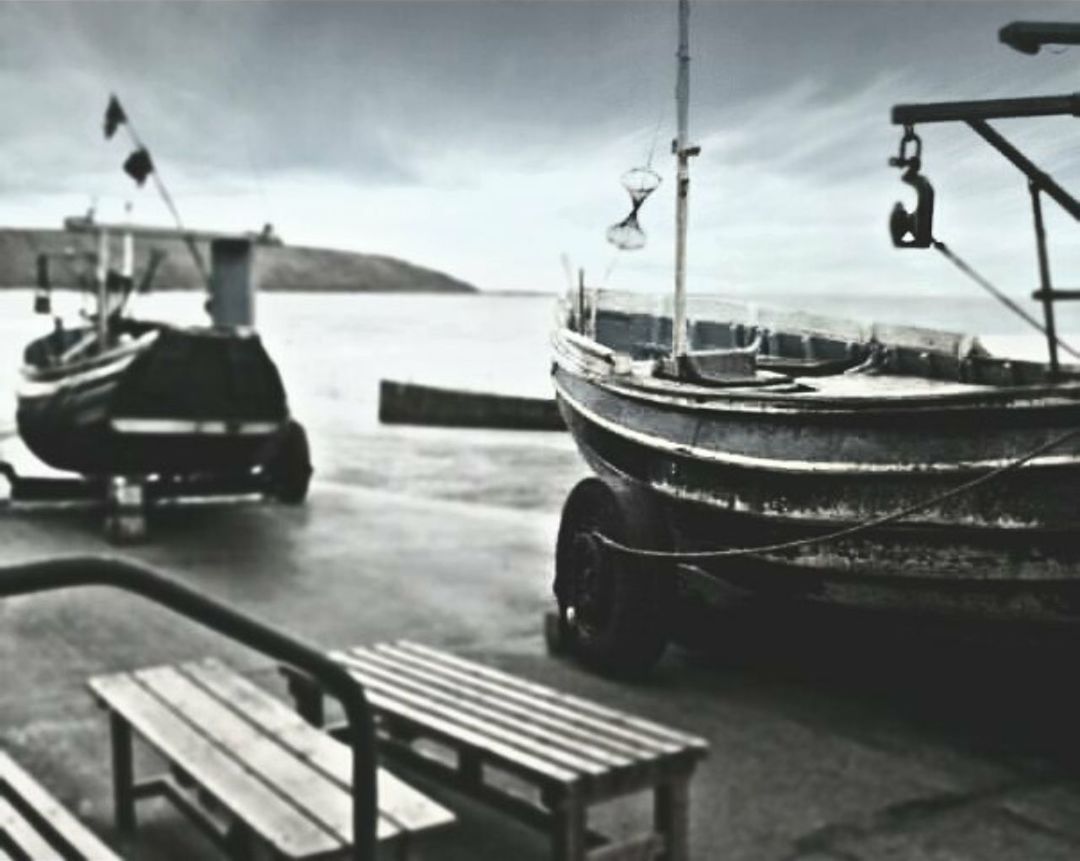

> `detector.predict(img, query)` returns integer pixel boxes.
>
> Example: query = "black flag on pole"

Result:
[123,148,154,186]
[104,95,126,139]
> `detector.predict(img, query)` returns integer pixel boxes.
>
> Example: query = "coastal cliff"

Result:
[0,228,477,293]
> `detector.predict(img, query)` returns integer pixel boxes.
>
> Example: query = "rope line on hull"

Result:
[596,425,1080,561]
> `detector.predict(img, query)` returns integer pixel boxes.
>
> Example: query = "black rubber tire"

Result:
[553,476,673,677]
[266,420,313,505]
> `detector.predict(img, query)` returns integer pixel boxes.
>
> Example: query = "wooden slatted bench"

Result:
[87,658,454,859]
[284,641,709,861]
[0,749,121,861]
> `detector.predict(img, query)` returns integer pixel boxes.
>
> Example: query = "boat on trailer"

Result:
[549,11,1080,675]
[14,97,311,507]
[18,302,303,495]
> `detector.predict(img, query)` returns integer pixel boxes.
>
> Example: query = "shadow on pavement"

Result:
[674,598,1080,770]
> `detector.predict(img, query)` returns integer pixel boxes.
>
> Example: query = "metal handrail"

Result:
[0,555,377,860]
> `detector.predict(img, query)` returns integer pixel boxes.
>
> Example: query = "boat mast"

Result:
[95,226,110,350]
[672,0,698,359]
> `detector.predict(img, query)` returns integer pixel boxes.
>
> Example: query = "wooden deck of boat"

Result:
[794,373,997,398]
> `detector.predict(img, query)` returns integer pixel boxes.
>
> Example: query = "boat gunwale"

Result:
[553,372,1080,476]
[553,326,1080,414]
[20,328,161,383]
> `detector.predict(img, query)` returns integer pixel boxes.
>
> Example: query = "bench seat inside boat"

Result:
[588,304,1072,387]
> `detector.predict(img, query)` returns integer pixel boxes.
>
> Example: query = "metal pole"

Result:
[965,120,1080,222]
[892,92,1080,126]
[672,0,692,359]
[121,203,134,280]
[1029,184,1061,376]
[1000,22,1080,55]
[0,556,379,860]
[96,227,110,351]
[577,268,586,335]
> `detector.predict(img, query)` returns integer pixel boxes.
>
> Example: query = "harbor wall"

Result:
[379,379,565,431]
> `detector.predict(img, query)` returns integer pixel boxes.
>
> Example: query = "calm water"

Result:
[0,289,1074,511]
[0,290,584,511]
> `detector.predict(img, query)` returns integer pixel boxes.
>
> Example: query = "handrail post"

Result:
[0,555,378,860]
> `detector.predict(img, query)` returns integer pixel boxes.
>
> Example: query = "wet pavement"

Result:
[4,460,1080,860]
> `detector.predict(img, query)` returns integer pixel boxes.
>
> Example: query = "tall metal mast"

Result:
[672,0,698,359]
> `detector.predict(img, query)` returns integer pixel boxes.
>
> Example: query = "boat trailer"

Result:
[0,460,285,544]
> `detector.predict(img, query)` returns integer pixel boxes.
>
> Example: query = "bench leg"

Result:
[458,750,483,788]
[654,776,690,861]
[551,794,586,861]
[110,713,136,833]
[287,674,324,726]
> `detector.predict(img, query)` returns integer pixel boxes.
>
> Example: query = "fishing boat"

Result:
[14,97,311,504]
[549,11,1080,675]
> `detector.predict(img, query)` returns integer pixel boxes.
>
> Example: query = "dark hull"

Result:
[17,325,289,477]
[554,364,1080,623]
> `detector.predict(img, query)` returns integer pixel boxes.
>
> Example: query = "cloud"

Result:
[0,0,1077,304]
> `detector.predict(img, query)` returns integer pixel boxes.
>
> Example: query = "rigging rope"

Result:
[118,111,213,292]
[932,238,1080,362]
[644,100,667,170]
[595,424,1080,561]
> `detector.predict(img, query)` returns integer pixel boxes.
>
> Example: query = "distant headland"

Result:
[0,227,477,294]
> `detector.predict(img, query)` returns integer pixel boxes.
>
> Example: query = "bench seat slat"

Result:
[394,642,707,751]
[354,681,579,785]
[0,797,64,861]
[89,671,342,858]
[336,653,611,778]
[135,664,355,846]
[338,649,635,770]
[185,660,453,837]
[366,644,683,759]
[0,751,119,861]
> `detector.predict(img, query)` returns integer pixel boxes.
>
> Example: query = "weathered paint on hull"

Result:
[555,370,1080,622]
[553,367,1080,528]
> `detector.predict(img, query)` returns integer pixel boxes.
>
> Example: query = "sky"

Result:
[0,0,1078,297]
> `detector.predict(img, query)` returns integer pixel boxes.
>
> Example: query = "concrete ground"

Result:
[4,468,1080,860]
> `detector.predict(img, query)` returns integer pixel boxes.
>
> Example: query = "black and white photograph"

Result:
[1,1,1079,858]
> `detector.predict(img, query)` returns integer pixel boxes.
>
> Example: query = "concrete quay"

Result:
[3,473,1080,860]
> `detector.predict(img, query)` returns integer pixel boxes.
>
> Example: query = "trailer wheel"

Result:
[266,420,312,505]
[553,476,672,677]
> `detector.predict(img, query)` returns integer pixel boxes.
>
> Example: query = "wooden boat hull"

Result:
[556,385,1080,620]
[552,294,1080,623]
[17,325,290,477]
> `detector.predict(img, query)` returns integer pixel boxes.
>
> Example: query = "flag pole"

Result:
[108,94,212,291]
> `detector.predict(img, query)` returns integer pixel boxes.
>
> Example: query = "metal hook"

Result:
[889,125,922,170]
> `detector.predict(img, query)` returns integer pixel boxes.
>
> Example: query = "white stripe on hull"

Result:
[18,352,138,400]
[109,418,282,436]
[554,377,1080,475]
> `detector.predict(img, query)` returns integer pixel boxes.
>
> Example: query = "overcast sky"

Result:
[1,0,1078,296]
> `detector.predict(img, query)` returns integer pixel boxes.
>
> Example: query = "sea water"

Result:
[0,289,1075,513]
[0,290,584,511]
